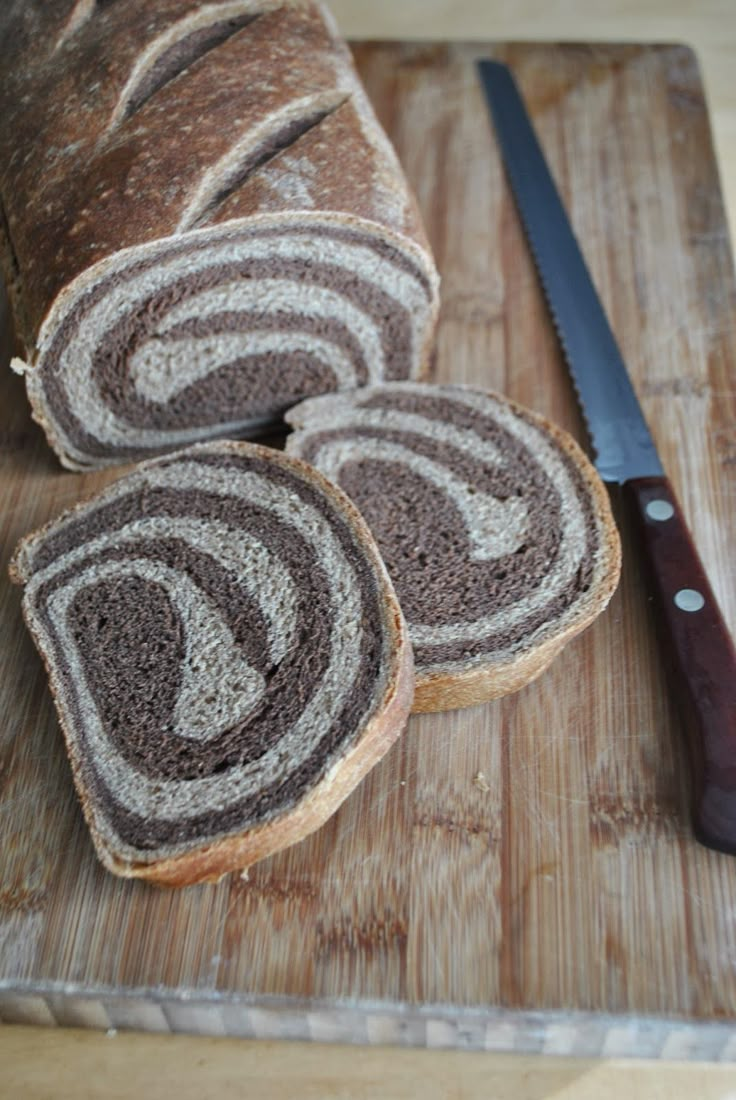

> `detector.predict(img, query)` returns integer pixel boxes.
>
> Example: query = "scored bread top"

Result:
[10,441,414,885]
[285,383,622,712]
[0,0,434,349]
[0,0,440,471]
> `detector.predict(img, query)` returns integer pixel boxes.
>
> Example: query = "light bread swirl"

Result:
[0,0,439,468]
[9,441,414,885]
[285,383,622,712]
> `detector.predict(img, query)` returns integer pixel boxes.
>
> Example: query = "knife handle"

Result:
[625,476,736,853]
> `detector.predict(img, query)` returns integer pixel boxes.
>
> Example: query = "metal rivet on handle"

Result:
[646,499,675,521]
[674,588,705,612]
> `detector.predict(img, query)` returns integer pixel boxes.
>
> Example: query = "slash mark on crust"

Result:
[178,93,350,231]
[107,4,263,131]
[54,0,95,50]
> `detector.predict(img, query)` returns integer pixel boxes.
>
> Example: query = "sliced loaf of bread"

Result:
[0,0,439,468]
[285,383,621,712]
[9,441,413,885]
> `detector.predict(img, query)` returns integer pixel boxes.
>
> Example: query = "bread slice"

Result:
[285,383,622,712]
[9,441,414,885]
[0,1,439,468]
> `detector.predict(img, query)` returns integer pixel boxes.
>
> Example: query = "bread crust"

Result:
[0,0,437,350]
[10,441,416,885]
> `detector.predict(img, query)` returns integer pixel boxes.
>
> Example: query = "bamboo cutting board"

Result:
[2,42,736,1060]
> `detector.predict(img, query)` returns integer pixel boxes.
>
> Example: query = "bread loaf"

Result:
[285,383,622,712]
[9,441,414,885]
[0,1,439,468]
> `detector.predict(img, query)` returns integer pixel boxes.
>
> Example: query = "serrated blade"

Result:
[477,59,663,484]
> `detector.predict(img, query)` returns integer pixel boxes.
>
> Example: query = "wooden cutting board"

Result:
[2,42,736,1060]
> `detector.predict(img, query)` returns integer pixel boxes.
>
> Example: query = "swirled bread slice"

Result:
[0,1,438,468]
[9,442,413,885]
[285,383,621,712]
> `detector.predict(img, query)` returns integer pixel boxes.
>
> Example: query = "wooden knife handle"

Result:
[625,475,736,853]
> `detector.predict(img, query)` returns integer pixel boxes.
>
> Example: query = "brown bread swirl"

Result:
[9,441,414,885]
[286,383,622,712]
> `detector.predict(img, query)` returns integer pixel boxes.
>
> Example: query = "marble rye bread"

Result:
[285,383,622,712]
[0,0,439,469]
[9,441,414,886]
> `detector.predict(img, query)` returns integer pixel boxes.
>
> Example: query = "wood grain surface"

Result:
[332,0,736,247]
[2,42,736,1061]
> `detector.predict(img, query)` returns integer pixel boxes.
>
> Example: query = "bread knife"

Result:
[477,58,736,855]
